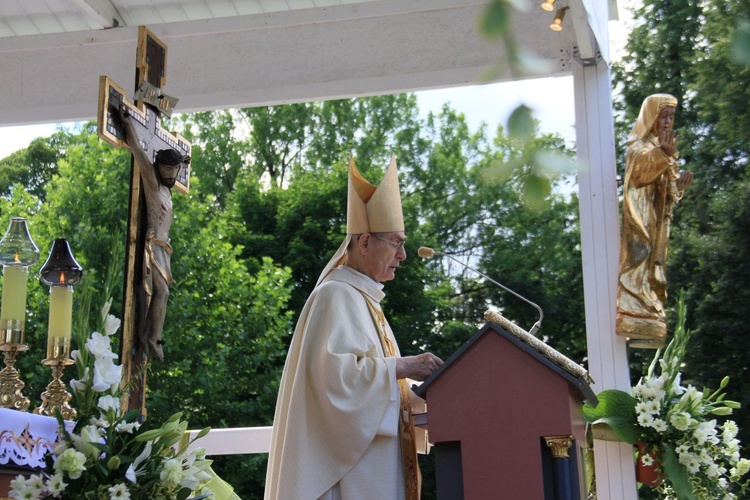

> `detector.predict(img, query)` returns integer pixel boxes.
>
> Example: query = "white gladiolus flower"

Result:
[70,367,91,394]
[97,394,120,413]
[92,357,122,393]
[103,314,121,336]
[86,332,117,360]
[100,299,112,322]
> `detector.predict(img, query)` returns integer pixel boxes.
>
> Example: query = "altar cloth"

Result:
[0,408,73,469]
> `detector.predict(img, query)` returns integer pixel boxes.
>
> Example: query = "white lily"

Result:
[125,442,152,483]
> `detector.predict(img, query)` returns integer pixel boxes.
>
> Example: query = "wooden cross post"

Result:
[96,26,191,415]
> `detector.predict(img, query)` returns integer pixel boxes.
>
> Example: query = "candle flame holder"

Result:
[34,357,76,420]
[0,217,39,411]
[34,238,82,421]
[0,343,30,411]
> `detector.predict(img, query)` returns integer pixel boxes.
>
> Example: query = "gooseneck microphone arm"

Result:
[418,246,544,336]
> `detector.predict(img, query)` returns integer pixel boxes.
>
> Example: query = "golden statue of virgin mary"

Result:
[616,94,693,348]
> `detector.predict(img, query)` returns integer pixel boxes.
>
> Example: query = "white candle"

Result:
[0,265,29,345]
[47,285,73,359]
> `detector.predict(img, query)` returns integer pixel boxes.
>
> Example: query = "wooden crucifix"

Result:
[96,26,191,415]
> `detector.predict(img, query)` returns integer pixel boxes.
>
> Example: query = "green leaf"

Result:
[507,104,535,142]
[479,1,510,39]
[661,443,696,499]
[90,442,110,452]
[582,389,640,444]
[176,488,192,500]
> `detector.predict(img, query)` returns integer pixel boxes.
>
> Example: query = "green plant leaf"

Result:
[479,1,509,39]
[507,104,534,142]
[661,443,696,499]
[582,389,640,444]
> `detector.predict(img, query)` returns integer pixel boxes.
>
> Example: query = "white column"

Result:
[572,58,638,499]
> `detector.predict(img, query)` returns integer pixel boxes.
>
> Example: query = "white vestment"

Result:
[264,266,423,500]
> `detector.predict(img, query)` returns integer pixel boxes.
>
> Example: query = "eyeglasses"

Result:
[372,234,406,251]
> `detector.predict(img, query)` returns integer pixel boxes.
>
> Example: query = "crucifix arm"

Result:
[119,106,159,193]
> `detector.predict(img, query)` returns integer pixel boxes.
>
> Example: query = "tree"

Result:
[0,131,69,202]
[612,0,750,455]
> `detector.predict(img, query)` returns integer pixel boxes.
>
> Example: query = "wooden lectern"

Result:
[413,310,597,500]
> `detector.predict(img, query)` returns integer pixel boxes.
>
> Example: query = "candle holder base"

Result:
[0,343,30,411]
[34,358,76,420]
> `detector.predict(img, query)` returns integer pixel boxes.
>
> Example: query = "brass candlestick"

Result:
[34,238,83,421]
[34,357,76,420]
[0,343,30,411]
[0,217,40,411]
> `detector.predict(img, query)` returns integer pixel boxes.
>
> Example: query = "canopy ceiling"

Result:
[0,0,619,126]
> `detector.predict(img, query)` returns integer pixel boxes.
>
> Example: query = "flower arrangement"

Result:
[583,298,750,499]
[9,287,216,499]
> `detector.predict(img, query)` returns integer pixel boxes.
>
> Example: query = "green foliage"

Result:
[613,0,750,455]
[583,389,639,444]
[0,131,70,201]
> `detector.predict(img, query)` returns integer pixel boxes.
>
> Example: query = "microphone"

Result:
[418,246,544,336]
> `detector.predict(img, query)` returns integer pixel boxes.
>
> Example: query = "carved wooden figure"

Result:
[96,26,191,412]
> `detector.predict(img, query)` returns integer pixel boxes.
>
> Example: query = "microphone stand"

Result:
[419,247,544,335]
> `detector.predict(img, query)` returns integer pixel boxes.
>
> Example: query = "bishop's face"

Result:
[366,231,407,282]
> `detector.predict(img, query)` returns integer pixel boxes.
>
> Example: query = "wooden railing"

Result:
[186,426,273,456]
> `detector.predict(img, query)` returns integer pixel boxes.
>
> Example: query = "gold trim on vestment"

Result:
[362,294,420,500]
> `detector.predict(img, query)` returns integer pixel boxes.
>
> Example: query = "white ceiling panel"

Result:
[0,0,617,126]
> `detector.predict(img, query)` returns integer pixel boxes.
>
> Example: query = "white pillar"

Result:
[573,57,638,499]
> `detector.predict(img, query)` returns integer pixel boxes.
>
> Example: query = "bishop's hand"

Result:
[396,352,444,381]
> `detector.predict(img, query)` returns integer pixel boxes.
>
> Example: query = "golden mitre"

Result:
[316,155,404,285]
